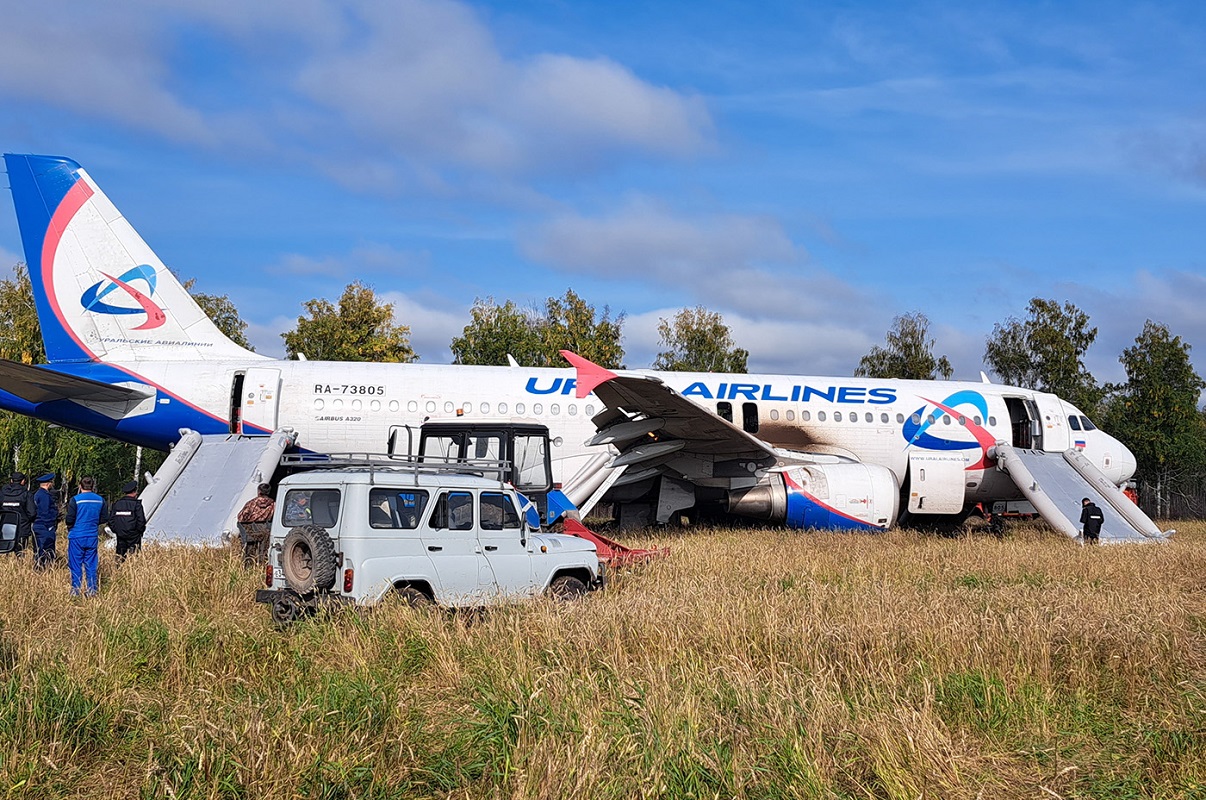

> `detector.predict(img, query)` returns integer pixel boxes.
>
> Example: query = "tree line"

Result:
[1,263,1203,516]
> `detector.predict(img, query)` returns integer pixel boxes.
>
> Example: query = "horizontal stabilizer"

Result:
[0,359,151,404]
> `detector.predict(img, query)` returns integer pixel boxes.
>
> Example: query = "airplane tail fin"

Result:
[4,154,258,364]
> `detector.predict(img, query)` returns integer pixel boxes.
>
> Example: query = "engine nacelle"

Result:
[726,463,900,531]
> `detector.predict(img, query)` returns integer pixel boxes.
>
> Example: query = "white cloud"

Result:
[521,199,803,283]
[0,6,215,145]
[293,0,712,176]
[379,291,466,364]
[1076,269,1206,386]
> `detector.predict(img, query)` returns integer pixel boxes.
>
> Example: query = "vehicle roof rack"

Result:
[278,452,512,485]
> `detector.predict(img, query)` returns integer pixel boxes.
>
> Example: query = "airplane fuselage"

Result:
[2,356,1135,515]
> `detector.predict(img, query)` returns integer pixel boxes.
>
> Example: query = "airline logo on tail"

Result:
[79,265,166,330]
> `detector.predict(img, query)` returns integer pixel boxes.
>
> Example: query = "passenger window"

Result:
[880,413,889,423]
[834,411,842,422]
[430,491,474,531]
[866,412,874,423]
[550,403,560,415]
[742,402,759,433]
[369,488,428,529]
[498,402,508,414]
[787,410,795,421]
[480,492,520,530]
[283,488,341,528]
[1068,415,1081,431]
[770,409,779,421]
[988,416,997,426]
[717,402,733,422]
[801,410,810,421]
[818,411,827,422]
[896,413,904,424]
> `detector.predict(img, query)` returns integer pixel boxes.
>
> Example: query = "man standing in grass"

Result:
[65,477,108,596]
[1080,497,1104,545]
[109,480,147,562]
[32,473,60,570]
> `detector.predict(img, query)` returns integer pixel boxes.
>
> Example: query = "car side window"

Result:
[283,488,341,528]
[368,488,428,529]
[430,491,473,531]
[480,492,520,530]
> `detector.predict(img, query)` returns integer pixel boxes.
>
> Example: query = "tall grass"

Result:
[0,523,1202,799]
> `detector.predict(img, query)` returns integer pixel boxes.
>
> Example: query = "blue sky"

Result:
[1,0,1204,389]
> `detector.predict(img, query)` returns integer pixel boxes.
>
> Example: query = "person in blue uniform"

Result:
[65,477,108,596]
[109,480,147,561]
[31,473,60,570]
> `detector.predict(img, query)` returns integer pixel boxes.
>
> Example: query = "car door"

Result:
[353,487,434,601]
[421,490,488,604]
[477,491,533,598]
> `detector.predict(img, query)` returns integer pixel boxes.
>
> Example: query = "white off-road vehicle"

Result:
[254,455,603,624]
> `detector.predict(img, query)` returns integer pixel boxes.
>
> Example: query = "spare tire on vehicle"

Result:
[280,525,337,594]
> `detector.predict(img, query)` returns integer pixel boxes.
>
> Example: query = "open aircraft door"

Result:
[239,368,281,435]
[906,453,966,514]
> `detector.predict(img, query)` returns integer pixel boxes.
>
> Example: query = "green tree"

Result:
[1101,321,1206,517]
[984,298,1101,413]
[652,306,749,372]
[450,298,541,366]
[282,281,416,362]
[0,263,163,493]
[182,278,255,351]
[855,312,953,380]
[451,290,625,368]
[540,289,624,369]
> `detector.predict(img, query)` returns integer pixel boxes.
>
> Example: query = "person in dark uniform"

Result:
[31,473,60,569]
[109,480,147,561]
[1080,497,1104,544]
[1,471,36,554]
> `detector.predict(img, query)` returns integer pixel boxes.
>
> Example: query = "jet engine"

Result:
[725,463,900,531]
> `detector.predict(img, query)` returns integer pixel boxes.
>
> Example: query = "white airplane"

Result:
[1,154,1139,532]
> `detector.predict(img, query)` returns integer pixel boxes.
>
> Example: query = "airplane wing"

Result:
[0,359,152,404]
[562,351,787,476]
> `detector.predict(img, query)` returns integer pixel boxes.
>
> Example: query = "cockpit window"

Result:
[1068,415,1081,431]
[1079,415,1097,431]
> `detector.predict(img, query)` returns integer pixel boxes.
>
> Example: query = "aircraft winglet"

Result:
[560,350,617,399]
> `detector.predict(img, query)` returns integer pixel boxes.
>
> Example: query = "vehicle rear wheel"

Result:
[548,574,587,602]
[280,525,337,594]
[394,585,434,608]
[269,593,308,626]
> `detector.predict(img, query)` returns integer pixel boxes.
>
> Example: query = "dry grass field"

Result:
[0,521,1203,799]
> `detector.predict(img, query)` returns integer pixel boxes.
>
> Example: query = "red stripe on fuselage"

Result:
[42,179,97,361]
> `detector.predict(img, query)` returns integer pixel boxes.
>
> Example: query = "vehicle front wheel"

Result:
[548,575,587,602]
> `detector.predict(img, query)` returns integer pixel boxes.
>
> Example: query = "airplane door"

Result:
[240,368,281,434]
[906,454,966,514]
